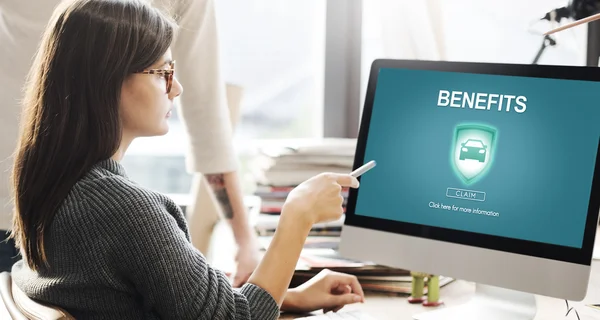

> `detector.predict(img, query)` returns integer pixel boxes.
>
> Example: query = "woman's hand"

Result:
[231,235,261,287]
[281,269,365,314]
[246,173,359,307]
[283,173,359,227]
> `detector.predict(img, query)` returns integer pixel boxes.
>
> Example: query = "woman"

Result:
[9,0,364,319]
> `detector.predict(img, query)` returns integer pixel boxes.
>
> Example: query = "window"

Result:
[217,0,326,142]
[360,0,588,113]
[122,1,326,194]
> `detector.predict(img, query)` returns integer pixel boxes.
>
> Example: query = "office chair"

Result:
[0,271,74,320]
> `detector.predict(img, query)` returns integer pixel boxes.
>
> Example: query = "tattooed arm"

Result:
[204,172,238,219]
[205,170,261,287]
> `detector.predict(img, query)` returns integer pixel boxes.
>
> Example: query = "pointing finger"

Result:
[330,173,359,188]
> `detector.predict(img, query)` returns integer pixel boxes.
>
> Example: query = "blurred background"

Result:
[120,0,592,195]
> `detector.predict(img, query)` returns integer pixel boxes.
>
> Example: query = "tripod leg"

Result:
[532,35,556,64]
[532,39,547,64]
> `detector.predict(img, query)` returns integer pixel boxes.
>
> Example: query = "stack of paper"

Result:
[250,138,356,215]
[257,235,455,295]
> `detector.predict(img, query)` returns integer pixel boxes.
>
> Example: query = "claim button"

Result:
[446,188,486,202]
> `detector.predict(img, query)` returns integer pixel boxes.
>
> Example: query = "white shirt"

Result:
[0,0,237,230]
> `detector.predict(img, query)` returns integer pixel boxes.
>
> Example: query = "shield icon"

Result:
[451,124,497,184]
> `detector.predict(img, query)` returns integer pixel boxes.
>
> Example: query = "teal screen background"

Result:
[355,68,600,248]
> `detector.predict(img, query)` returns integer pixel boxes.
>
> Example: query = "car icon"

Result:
[459,139,487,162]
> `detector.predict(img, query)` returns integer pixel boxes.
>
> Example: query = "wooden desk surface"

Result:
[280,260,600,319]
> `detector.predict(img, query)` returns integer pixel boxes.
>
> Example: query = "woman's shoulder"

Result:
[64,161,181,221]
[51,160,191,254]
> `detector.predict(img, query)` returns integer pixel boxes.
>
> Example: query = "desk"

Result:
[207,221,600,320]
[280,261,600,319]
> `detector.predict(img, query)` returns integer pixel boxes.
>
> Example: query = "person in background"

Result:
[0,0,261,285]
[155,0,262,287]
[9,0,365,318]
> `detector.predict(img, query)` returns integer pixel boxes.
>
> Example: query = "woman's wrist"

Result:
[281,288,301,312]
[232,224,257,247]
[280,203,313,231]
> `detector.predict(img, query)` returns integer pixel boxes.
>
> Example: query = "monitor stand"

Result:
[413,284,537,320]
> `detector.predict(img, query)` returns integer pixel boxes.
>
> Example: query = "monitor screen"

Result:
[347,61,600,263]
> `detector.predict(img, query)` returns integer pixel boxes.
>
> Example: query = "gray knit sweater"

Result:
[11,159,280,319]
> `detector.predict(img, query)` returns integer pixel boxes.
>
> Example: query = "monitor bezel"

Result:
[344,59,600,266]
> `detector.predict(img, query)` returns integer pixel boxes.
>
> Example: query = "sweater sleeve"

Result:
[97,183,279,320]
[168,0,238,175]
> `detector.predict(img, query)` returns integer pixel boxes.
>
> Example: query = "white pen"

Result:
[350,160,377,178]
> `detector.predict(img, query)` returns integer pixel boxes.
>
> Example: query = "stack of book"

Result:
[293,267,454,295]
[254,214,345,237]
[257,235,454,295]
[250,138,356,236]
[250,138,355,214]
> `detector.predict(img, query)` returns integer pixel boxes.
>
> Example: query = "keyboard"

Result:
[296,310,377,319]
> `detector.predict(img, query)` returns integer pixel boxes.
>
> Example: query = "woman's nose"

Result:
[169,77,183,99]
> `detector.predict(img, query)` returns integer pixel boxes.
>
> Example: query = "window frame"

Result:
[323,0,363,139]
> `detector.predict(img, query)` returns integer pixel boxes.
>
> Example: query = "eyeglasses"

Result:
[137,60,176,94]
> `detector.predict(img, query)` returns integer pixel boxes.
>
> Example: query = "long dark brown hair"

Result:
[10,0,176,271]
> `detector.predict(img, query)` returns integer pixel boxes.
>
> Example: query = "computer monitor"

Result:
[339,59,600,320]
